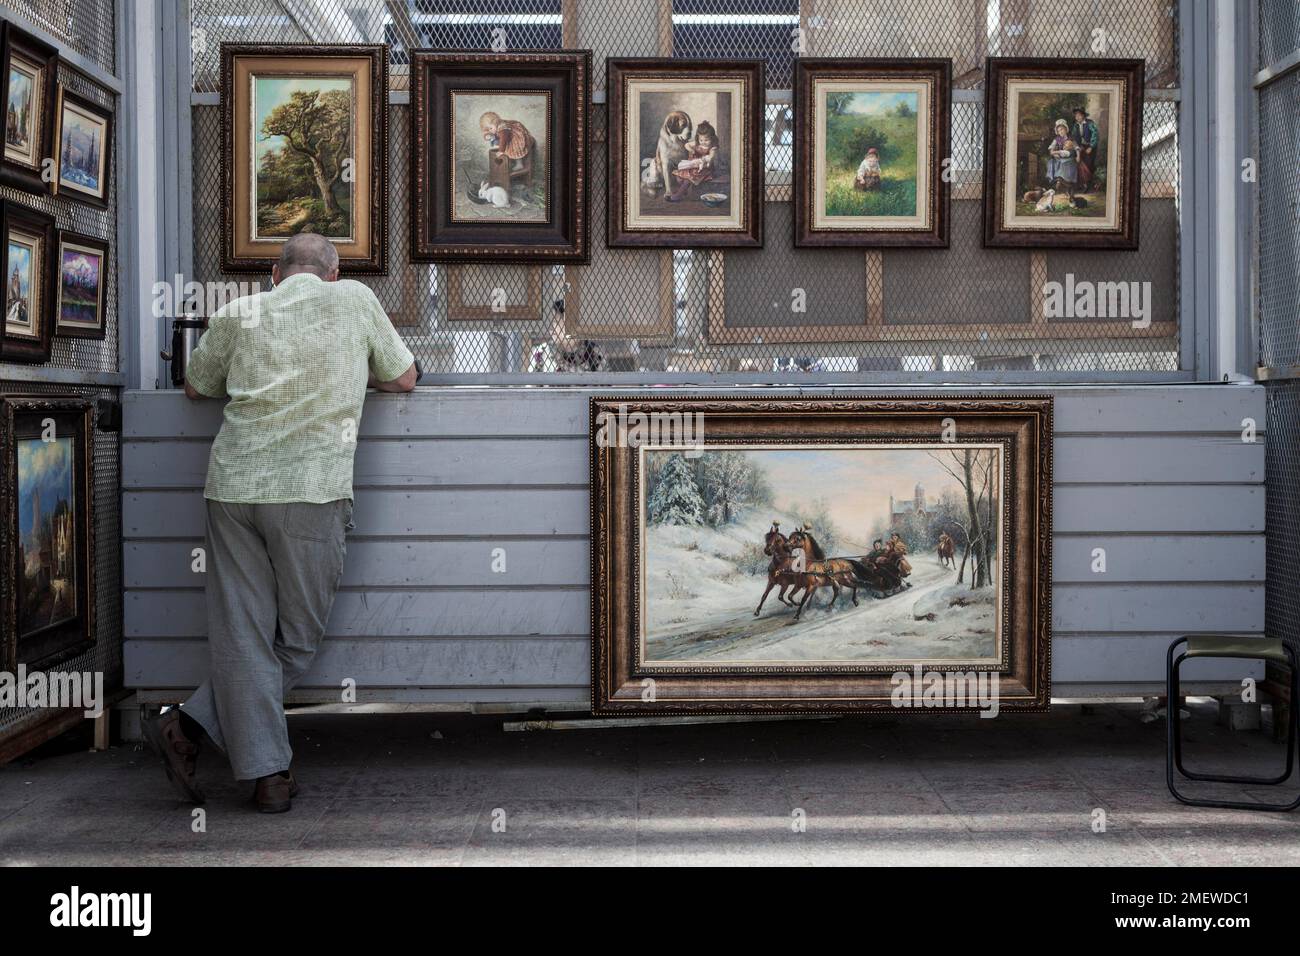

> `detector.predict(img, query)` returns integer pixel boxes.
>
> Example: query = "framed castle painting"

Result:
[590,396,1052,715]
[607,59,764,249]
[410,50,590,263]
[794,59,950,248]
[1,199,55,363]
[1,395,96,672]
[52,85,112,207]
[983,58,1144,249]
[1,21,58,194]
[221,44,388,274]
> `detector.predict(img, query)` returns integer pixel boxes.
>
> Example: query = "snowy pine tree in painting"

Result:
[702,451,754,526]
[648,453,704,525]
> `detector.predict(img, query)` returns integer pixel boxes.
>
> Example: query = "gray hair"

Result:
[278,232,340,277]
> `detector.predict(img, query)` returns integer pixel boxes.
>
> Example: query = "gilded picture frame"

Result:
[221,43,389,274]
[590,395,1053,715]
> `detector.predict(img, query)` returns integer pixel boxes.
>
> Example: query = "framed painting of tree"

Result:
[590,395,1053,715]
[221,44,388,274]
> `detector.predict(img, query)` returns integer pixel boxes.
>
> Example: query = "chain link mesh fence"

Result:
[187,0,1183,377]
[0,0,121,746]
[1258,0,1299,663]
[4,0,116,75]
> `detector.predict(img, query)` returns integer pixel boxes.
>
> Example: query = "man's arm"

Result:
[368,362,418,393]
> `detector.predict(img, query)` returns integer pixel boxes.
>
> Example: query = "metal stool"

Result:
[1166,636,1299,811]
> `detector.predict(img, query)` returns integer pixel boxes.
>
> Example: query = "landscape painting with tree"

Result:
[591,397,1052,714]
[222,45,387,273]
[254,75,355,240]
[641,445,1003,667]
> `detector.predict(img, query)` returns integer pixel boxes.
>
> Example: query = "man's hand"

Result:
[369,362,418,393]
[184,380,205,400]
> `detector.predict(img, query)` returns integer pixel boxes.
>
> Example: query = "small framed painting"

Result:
[52,85,112,207]
[410,50,590,263]
[607,59,764,248]
[590,396,1053,715]
[1,395,96,672]
[983,58,1144,249]
[794,59,950,248]
[221,44,388,274]
[1,22,58,194]
[54,230,108,339]
[1,199,55,363]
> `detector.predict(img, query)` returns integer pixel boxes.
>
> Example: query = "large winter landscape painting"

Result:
[639,444,1004,668]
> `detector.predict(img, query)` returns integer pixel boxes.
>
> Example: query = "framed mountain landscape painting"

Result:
[590,396,1052,715]
[221,44,388,273]
[53,86,112,207]
[795,59,950,248]
[54,230,108,339]
[983,58,1144,249]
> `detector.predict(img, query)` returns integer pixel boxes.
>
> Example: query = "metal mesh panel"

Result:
[188,0,1183,377]
[1259,0,1299,70]
[0,5,121,747]
[1258,72,1300,370]
[1,0,116,75]
[1266,380,1300,656]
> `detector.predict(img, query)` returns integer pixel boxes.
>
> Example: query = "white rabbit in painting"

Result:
[478,181,512,208]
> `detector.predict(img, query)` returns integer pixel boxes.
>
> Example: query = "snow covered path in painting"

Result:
[644,516,997,664]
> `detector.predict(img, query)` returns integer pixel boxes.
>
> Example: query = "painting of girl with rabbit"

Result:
[450,91,550,223]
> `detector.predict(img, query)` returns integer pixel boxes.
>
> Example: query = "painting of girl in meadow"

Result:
[796,62,949,248]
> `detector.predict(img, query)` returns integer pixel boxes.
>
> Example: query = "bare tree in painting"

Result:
[927,448,996,589]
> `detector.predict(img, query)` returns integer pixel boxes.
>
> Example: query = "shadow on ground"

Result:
[1,702,1296,865]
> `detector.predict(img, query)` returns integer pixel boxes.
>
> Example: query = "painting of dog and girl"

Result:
[640,445,1003,667]
[626,82,741,229]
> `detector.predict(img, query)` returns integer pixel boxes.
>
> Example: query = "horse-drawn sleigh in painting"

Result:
[754,522,913,620]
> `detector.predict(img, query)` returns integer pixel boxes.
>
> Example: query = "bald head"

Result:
[275,232,340,283]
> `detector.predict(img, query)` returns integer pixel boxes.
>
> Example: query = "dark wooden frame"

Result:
[794,59,950,249]
[0,21,59,195]
[0,199,56,363]
[53,229,109,340]
[590,395,1053,715]
[220,43,389,274]
[982,57,1144,250]
[606,58,764,249]
[410,50,590,264]
[51,83,113,209]
[1,395,96,673]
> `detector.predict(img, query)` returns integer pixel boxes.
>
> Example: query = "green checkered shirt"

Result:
[186,273,414,504]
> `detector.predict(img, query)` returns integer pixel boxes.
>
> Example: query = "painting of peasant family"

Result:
[639,444,1004,668]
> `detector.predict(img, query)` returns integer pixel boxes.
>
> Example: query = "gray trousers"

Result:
[183,499,352,780]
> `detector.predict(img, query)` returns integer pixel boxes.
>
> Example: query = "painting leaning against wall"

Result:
[1,396,95,673]
[590,397,1052,714]
[641,444,1003,668]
